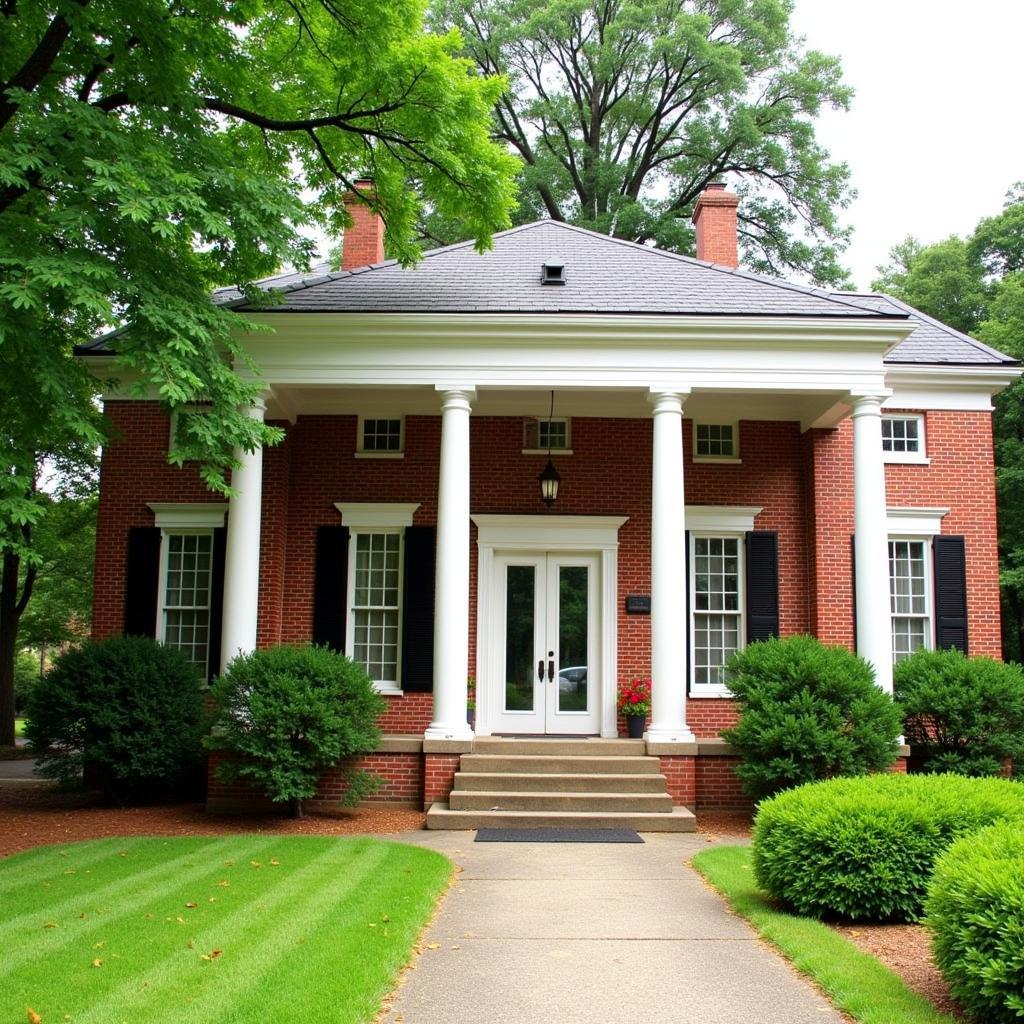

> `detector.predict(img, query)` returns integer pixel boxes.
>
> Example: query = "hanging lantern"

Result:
[538,458,561,507]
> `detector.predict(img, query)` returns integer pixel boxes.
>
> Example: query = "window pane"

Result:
[351,531,403,684]
[696,424,735,457]
[538,419,568,450]
[162,533,213,669]
[362,418,402,452]
[693,536,741,687]
[882,417,921,454]
[889,539,928,662]
[505,565,535,711]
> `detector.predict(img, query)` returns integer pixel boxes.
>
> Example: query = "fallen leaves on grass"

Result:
[27,1009,42,1024]
[199,949,222,962]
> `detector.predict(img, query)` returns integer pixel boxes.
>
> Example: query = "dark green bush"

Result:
[207,644,385,815]
[753,773,1024,922]
[926,821,1024,1023]
[721,635,903,799]
[25,636,205,799]
[894,648,1024,776]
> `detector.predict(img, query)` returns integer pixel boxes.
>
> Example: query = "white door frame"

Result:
[473,514,628,738]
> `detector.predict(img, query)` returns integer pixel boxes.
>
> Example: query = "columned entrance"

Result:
[473,515,627,738]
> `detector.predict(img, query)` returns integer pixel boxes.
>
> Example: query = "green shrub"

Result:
[14,651,40,715]
[894,648,1024,776]
[207,644,385,815]
[753,773,1024,921]
[926,821,1024,1023]
[25,636,205,799]
[721,635,903,799]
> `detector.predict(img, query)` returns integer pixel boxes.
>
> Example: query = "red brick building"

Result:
[81,183,1018,826]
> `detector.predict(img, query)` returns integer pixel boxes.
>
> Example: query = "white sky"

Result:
[789,0,1024,290]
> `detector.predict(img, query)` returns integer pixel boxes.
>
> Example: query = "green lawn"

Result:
[0,835,451,1024]
[692,845,958,1024]
[14,718,25,738]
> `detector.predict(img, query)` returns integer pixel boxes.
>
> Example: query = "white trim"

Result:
[354,452,405,460]
[334,502,419,528]
[148,502,228,529]
[886,507,949,536]
[693,456,743,465]
[522,449,575,456]
[684,505,762,533]
[472,514,626,739]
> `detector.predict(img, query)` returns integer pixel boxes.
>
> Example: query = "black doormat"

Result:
[475,828,643,843]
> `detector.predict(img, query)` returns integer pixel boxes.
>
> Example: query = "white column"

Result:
[851,392,894,694]
[220,398,266,671]
[426,387,475,740]
[647,389,695,743]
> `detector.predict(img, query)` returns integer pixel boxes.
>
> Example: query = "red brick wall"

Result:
[696,756,752,810]
[423,754,461,808]
[805,411,1002,657]
[659,754,696,805]
[687,699,739,739]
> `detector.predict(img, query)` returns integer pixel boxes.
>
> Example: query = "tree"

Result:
[873,185,1024,661]
[429,0,854,283]
[0,0,518,744]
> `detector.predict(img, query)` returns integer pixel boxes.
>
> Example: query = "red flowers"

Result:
[617,676,652,716]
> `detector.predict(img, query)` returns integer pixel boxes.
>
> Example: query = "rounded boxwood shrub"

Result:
[207,644,385,815]
[926,821,1024,1023]
[894,648,1024,776]
[753,773,1024,921]
[721,635,902,799]
[25,636,206,799]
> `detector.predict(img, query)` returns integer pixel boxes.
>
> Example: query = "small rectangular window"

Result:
[523,417,570,451]
[350,531,403,687]
[889,538,930,662]
[695,423,737,459]
[882,415,925,459]
[360,418,403,453]
[692,536,743,688]
[160,532,213,670]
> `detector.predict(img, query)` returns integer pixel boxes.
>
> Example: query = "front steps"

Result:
[425,737,696,832]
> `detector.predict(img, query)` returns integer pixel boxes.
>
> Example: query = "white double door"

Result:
[490,552,601,735]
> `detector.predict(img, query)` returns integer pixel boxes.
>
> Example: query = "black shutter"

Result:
[206,527,227,680]
[401,525,436,693]
[933,535,968,653]
[313,525,349,651]
[124,527,161,638]
[745,531,780,642]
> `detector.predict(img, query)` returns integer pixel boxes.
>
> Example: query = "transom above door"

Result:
[491,552,600,735]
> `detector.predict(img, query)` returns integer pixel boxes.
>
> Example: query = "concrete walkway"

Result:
[388,830,844,1024]
[0,757,45,782]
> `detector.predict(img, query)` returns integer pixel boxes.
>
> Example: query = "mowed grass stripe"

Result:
[224,842,452,1024]
[4,838,379,1024]
[0,839,136,896]
[0,836,281,978]
[0,839,256,942]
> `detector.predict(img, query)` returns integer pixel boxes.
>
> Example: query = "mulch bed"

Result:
[0,782,426,858]
[694,809,753,840]
[834,922,964,1019]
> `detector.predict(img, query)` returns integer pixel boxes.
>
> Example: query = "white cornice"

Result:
[887,506,949,536]
[334,502,419,528]
[148,502,228,529]
[685,505,763,532]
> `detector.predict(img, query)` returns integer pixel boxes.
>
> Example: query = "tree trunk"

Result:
[0,552,20,747]
[290,796,303,819]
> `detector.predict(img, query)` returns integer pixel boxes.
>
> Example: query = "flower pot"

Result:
[626,714,645,739]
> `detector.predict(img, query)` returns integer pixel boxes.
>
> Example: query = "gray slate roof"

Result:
[81,220,1017,366]
[226,220,896,319]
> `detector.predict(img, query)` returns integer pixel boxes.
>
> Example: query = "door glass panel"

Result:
[557,565,588,712]
[505,565,536,711]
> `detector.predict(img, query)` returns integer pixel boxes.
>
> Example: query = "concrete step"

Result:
[448,790,675,813]
[473,738,644,756]
[460,754,661,775]
[453,771,667,794]
[425,802,696,833]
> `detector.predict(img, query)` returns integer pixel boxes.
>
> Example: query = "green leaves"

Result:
[432,0,853,283]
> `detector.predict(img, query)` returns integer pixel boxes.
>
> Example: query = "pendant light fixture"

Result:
[537,389,561,508]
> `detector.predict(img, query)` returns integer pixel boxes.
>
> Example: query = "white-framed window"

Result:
[882,414,928,464]
[347,530,404,690]
[158,531,214,671]
[357,417,404,457]
[523,417,572,453]
[690,534,745,691]
[694,423,739,461]
[334,503,419,693]
[889,537,932,663]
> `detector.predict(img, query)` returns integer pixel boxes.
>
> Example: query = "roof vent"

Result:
[541,261,566,286]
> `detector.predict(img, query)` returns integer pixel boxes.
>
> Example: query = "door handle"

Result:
[537,659,545,681]
[547,652,555,682]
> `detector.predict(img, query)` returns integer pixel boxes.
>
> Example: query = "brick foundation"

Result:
[423,753,461,809]
[659,755,696,805]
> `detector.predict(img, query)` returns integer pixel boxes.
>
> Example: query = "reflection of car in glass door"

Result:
[558,665,588,711]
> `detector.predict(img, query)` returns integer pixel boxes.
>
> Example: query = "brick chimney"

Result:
[341,179,385,270]
[692,181,739,268]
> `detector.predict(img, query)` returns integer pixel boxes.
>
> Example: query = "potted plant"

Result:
[467,675,476,729]
[618,677,651,739]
